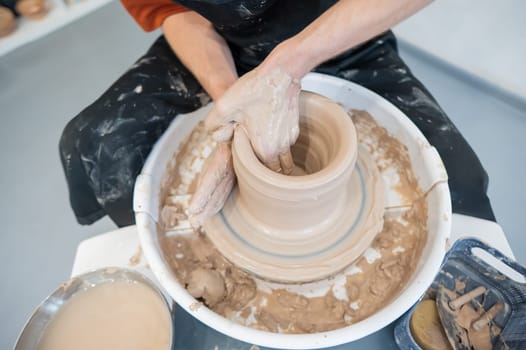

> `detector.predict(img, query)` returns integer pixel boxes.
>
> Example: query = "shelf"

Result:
[0,0,113,57]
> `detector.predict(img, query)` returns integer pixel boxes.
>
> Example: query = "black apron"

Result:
[173,0,337,72]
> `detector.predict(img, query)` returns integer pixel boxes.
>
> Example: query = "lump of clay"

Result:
[16,0,48,20]
[0,7,16,37]
[186,268,225,307]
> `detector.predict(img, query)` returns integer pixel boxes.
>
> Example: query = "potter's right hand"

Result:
[187,143,235,228]
[205,67,300,174]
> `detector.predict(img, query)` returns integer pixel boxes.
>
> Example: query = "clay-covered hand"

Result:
[205,67,300,174]
[187,143,235,228]
[187,67,299,227]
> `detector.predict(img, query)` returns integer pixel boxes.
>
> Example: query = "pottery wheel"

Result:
[203,146,384,283]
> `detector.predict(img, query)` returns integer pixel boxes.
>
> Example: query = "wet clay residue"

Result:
[162,233,257,312]
[158,110,429,333]
[351,110,422,204]
[128,246,143,267]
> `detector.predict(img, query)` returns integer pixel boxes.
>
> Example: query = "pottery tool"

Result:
[472,302,504,331]
[435,285,493,350]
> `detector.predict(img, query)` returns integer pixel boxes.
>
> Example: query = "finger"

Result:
[212,123,235,142]
[261,155,280,173]
[204,103,226,131]
[200,143,232,188]
[188,161,235,228]
[279,150,294,175]
[187,144,232,216]
[189,168,235,228]
[205,102,240,132]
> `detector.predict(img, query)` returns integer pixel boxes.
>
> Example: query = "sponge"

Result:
[409,299,452,350]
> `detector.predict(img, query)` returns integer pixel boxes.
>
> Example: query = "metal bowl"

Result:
[14,267,173,350]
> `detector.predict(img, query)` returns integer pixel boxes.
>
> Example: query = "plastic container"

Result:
[394,238,526,350]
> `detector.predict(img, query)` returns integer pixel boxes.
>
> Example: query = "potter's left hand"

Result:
[205,66,300,174]
[187,143,235,228]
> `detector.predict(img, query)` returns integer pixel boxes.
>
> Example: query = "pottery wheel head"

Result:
[203,92,385,283]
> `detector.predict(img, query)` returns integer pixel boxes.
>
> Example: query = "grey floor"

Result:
[394,0,526,100]
[0,2,525,349]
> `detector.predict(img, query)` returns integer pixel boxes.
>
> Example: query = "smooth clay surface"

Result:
[157,107,429,333]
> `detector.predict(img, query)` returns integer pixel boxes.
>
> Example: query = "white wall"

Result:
[395,0,526,100]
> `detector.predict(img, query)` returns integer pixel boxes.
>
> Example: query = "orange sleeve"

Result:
[120,0,189,32]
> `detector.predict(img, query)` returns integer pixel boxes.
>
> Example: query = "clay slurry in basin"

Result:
[203,92,385,282]
[157,109,429,333]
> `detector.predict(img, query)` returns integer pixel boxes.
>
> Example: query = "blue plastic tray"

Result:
[394,238,526,349]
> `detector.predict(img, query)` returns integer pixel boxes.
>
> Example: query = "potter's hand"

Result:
[187,143,235,228]
[187,67,299,227]
[205,67,300,174]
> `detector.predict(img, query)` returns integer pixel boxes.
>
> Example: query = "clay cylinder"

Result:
[231,91,358,239]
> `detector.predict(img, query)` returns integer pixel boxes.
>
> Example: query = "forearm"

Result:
[162,11,237,100]
[261,0,432,79]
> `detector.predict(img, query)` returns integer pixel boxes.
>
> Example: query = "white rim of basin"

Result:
[134,72,451,349]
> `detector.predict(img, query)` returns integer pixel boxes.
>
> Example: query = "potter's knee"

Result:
[453,166,490,195]
[59,112,85,158]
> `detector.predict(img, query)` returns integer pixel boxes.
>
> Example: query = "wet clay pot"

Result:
[203,91,384,283]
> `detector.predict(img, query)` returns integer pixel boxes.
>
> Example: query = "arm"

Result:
[261,0,432,78]
[162,11,238,100]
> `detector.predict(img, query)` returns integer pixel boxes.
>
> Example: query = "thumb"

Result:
[205,101,240,132]
[212,123,235,143]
